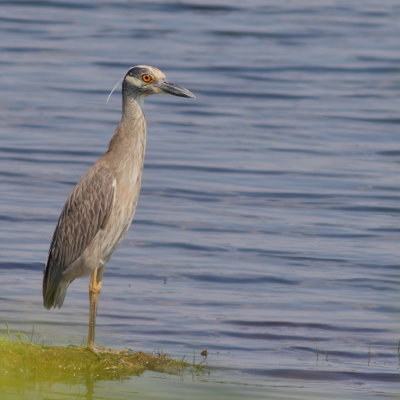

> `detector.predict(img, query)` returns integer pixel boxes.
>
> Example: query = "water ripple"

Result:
[1,1,399,397]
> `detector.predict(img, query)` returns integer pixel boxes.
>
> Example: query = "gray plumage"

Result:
[43,165,115,308]
[43,65,195,349]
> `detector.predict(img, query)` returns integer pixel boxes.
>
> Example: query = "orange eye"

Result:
[141,74,153,83]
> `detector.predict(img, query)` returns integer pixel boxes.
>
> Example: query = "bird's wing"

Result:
[46,164,115,273]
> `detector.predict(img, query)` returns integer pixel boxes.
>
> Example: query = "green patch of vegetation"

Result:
[0,333,196,385]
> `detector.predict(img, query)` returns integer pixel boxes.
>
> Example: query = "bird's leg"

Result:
[87,267,104,351]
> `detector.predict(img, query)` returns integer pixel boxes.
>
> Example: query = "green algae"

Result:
[0,334,191,385]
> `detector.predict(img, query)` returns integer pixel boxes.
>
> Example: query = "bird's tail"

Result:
[43,267,69,309]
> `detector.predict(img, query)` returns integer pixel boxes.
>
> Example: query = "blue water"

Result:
[0,1,399,399]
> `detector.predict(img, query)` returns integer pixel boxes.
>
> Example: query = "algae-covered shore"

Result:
[0,334,193,384]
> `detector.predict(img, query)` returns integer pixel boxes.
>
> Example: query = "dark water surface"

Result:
[0,0,399,399]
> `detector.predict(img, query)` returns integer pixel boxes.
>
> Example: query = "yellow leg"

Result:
[88,268,103,350]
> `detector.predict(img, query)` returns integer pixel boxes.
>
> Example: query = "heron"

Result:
[43,65,195,351]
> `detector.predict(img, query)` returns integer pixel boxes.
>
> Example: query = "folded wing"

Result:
[43,165,115,308]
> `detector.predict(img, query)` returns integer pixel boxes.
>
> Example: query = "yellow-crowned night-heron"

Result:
[43,65,195,351]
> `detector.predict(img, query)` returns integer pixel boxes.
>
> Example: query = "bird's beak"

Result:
[158,81,196,98]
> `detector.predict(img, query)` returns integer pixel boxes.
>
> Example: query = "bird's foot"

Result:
[87,343,107,355]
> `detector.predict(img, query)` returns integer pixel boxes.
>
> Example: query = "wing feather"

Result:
[43,164,115,308]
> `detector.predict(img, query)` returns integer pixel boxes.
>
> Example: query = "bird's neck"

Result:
[107,93,147,158]
[121,89,146,120]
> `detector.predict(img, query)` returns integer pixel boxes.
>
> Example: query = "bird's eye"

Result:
[141,74,153,83]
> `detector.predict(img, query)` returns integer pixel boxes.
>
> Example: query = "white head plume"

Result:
[106,74,125,104]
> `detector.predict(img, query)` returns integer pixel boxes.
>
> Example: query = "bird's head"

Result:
[122,65,195,99]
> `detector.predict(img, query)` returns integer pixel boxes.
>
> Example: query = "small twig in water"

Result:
[30,324,35,344]
[314,340,319,362]
[6,322,11,338]
[368,344,371,366]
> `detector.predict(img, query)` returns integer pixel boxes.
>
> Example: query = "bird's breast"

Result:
[100,156,144,262]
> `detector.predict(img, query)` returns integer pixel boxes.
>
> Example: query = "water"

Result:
[0,0,399,398]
